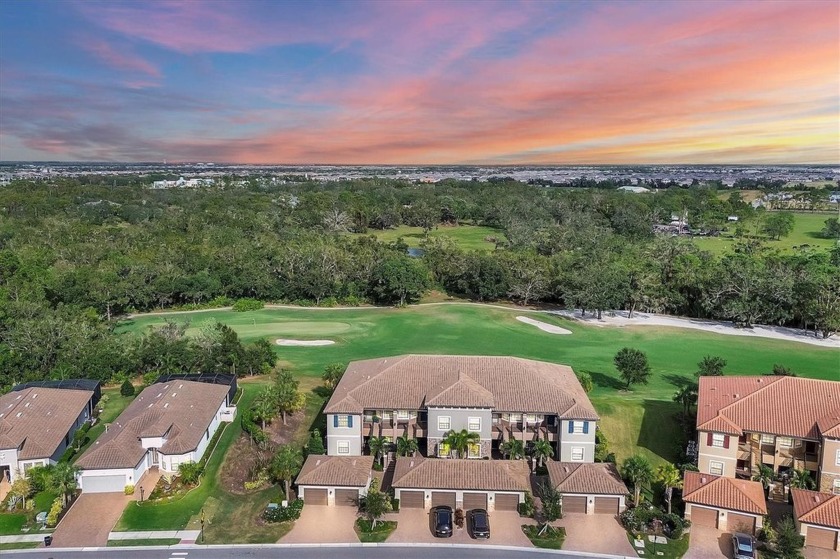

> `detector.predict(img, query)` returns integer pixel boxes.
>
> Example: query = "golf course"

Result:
[119,303,839,467]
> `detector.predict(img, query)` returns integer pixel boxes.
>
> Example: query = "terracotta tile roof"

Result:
[391,457,530,492]
[791,489,840,530]
[546,462,629,496]
[816,409,840,439]
[295,455,373,488]
[696,376,840,440]
[76,380,229,470]
[683,471,767,515]
[0,387,93,460]
[325,355,597,420]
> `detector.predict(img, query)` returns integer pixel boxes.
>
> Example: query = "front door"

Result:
[0,465,10,482]
[150,449,160,466]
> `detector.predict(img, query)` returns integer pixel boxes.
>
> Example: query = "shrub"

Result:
[455,508,465,528]
[142,371,160,387]
[306,429,325,455]
[124,484,135,495]
[262,499,304,522]
[518,491,535,518]
[391,498,400,512]
[232,298,264,312]
[26,465,54,492]
[178,462,203,486]
[120,379,135,397]
[46,498,63,527]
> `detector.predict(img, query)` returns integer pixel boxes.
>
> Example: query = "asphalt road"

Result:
[2,544,602,559]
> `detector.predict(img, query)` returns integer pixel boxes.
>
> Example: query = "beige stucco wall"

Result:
[697,431,738,477]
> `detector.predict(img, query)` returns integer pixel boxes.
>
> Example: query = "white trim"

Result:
[438,416,451,431]
[709,460,724,476]
[337,441,350,455]
[571,447,585,461]
[468,417,481,432]
[711,433,725,448]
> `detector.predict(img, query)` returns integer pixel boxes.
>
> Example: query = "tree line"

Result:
[1,178,838,389]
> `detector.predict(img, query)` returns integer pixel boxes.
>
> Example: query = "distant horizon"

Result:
[1,1,838,164]
[2,161,839,168]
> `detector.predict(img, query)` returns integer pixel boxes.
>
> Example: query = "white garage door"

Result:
[82,474,126,493]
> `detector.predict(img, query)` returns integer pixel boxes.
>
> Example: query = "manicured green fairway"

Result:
[351,224,504,251]
[692,211,837,255]
[119,304,838,466]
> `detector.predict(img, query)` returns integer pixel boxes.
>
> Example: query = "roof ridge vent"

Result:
[409,460,414,468]
[315,459,321,466]
[701,476,707,483]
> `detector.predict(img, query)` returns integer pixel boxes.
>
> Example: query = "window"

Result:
[709,461,724,475]
[761,434,775,445]
[205,428,209,440]
[439,442,451,457]
[509,413,522,422]
[712,433,726,448]
[468,443,480,458]
[834,479,840,495]
[571,447,584,461]
[337,441,350,454]
[438,416,451,431]
[468,417,481,432]
[836,449,840,466]
[778,437,793,448]
[525,414,537,423]
[397,410,410,420]
[337,415,349,428]
[572,421,584,434]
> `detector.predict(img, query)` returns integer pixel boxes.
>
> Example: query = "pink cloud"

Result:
[82,38,161,78]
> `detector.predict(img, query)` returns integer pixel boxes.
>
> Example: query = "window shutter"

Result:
[583,421,589,434]
[333,415,338,428]
[706,432,713,446]
[723,435,729,449]
[568,421,574,434]
[348,415,353,428]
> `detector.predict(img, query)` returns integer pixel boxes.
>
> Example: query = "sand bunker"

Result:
[275,339,335,346]
[516,316,572,335]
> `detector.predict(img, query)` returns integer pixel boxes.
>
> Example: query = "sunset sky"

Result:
[1,0,838,164]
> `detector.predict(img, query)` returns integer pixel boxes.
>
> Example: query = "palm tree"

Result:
[672,383,698,416]
[270,444,303,503]
[532,439,554,468]
[501,439,525,460]
[396,435,419,457]
[753,464,775,496]
[50,462,80,506]
[442,429,480,458]
[655,463,683,514]
[368,436,388,467]
[788,469,815,490]
[252,391,276,430]
[621,454,653,506]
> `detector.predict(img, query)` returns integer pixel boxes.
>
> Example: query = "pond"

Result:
[406,247,425,258]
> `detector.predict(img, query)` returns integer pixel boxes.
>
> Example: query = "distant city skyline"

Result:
[1,0,838,164]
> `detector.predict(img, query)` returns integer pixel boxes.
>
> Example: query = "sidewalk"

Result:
[108,529,201,542]
[0,533,53,544]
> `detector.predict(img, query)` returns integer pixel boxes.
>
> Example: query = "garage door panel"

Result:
[335,489,359,507]
[431,491,456,509]
[463,492,487,511]
[494,493,520,511]
[563,495,587,514]
[807,526,838,551]
[303,488,328,505]
[728,513,755,534]
[690,506,718,528]
[594,497,619,515]
[82,475,126,493]
[399,490,425,508]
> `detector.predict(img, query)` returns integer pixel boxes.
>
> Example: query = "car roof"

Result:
[733,533,753,543]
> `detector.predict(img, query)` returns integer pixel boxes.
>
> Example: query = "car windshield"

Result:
[473,514,488,529]
[738,543,753,553]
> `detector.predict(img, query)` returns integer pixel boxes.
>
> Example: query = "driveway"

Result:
[281,505,359,543]
[556,513,636,556]
[389,508,533,546]
[684,526,731,559]
[50,493,131,547]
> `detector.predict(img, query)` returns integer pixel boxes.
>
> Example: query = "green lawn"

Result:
[355,519,397,543]
[692,211,837,255]
[628,532,690,559]
[107,538,180,547]
[114,383,263,531]
[351,223,504,251]
[119,304,838,466]
[0,514,27,535]
[0,542,41,550]
[72,388,135,463]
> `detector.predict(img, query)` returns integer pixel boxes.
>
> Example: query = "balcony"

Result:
[363,417,426,438]
[492,420,557,442]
